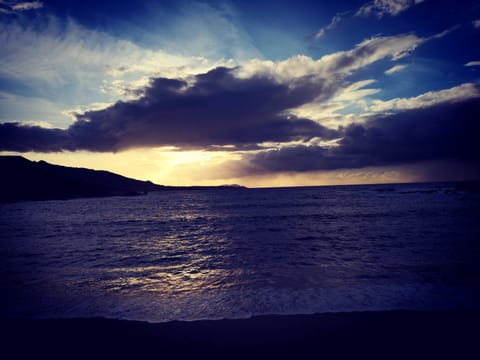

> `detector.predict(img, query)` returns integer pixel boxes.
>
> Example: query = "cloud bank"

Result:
[0,6,260,128]
[1,29,478,180]
[0,33,422,152]
[369,83,480,112]
[0,67,339,151]
[240,97,480,175]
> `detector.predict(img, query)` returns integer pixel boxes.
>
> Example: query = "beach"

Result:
[2,310,479,359]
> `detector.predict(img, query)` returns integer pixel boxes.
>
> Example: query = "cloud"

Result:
[0,67,340,152]
[425,25,461,41]
[312,0,426,40]
[0,122,70,152]
[356,0,425,18]
[0,33,424,153]
[0,19,220,89]
[465,61,480,67]
[240,97,480,175]
[474,19,480,29]
[0,8,259,128]
[240,33,422,81]
[384,64,408,75]
[289,80,379,126]
[312,13,345,40]
[369,83,480,112]
[11,1,41,11]
[0,1,42,13]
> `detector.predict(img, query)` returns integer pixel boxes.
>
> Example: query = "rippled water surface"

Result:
[1,183,479,322]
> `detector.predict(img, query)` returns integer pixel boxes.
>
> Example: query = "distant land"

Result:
[0,156,245,203]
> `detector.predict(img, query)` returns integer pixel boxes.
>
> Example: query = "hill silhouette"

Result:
[0,156,245,203]
[0,156,169,203]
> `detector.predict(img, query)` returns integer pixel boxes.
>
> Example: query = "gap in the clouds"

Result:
[0,76,40,98]
[5,149,477,189]
[345,55,474,103]
[1,149,239,187]
[414,30,480,85]
[344,58,410,101]
[334,102,367,116]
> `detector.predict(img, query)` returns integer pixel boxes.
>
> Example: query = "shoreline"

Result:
[2,309,479,358]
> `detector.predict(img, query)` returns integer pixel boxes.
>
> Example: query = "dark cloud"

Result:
[242,97,480,175]
[0,67,339,152]
[2,65,479,181]
[0,122,70,152]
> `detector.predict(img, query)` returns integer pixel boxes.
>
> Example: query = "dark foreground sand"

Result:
[2,310,479,359]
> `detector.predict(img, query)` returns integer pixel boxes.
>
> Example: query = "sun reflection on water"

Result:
[2,184,479,321]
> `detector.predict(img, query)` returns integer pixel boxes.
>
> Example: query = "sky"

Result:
[0,0,479,187]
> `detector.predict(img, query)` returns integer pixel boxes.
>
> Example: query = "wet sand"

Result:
[2,310,479,359]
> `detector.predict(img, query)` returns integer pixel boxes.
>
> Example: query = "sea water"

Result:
[1,182,479,322]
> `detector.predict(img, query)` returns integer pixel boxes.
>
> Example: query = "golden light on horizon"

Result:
[1,148,241,186]
[1,149,474,189]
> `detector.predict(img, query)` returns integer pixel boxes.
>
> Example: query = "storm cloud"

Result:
[242,97,480,174]
[0,67,339,152]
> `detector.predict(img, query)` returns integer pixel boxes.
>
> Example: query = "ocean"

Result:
[1,182,479,322]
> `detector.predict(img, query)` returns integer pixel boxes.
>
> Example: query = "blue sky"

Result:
[0,0,479,186]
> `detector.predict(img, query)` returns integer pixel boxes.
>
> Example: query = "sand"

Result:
[2,310,479,359]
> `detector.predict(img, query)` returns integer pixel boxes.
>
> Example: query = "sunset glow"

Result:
[1,0,479,186]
